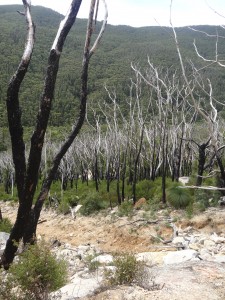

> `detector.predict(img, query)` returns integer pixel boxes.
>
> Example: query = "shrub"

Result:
[118,201,133,217]
[58,195,79,214]
[8,241,68,300]
[135,180,152,200]
[105,253,153,288]
[0,268,18,300]
[0,217,12,233]
[80,192,107,216]
[84,254,101,272]
[146,178,164,206]
[105,253,144,285]
[194,189,221,212]
[167,184,192,209]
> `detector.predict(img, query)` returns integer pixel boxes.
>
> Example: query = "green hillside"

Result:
[0,5,225,127]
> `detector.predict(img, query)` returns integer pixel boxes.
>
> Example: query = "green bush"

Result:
[0,268,18,300]
[135,180,152,200]
[84,254,101,272]
[0,185,18,202]
[8,241,68,300]
[118,201,133,217]
[194,189,221,211]
[80,192,107,216]
[58,195,79,214]
[105,253,143,285]
[144,178,164,206]
[167,184,192,209]
[0,218,12,233]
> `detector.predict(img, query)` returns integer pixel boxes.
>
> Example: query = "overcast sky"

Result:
[0,0,225,27]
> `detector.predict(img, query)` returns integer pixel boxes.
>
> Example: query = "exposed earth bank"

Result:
[1,201,225,299]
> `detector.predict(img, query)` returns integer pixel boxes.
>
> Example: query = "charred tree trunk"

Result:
[172,147,180,182]
[106,162,110,193]
[116,153,121,205]
[94,148,99,192]
[132,126,144,204]
[151,125,157,181]
[121,150,127,202]
[215,152,225,196]
[196,139,210,186]
[1,0,107,269]
[161,131,167,204]
[23,0,107,245]
[1,1,35,270]
[22,0,107,246]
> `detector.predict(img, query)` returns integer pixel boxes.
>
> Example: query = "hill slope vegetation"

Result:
[0,5,225,127]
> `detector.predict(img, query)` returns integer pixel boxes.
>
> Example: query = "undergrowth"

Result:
[0,241,67,300]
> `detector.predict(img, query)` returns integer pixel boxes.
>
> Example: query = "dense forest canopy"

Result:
[0,5,225,128]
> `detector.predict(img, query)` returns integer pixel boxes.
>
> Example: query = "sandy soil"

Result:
[1,201,225,254]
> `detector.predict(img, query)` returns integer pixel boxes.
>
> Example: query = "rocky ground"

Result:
[1,201,225,299]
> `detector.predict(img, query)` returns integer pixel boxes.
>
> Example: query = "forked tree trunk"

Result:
[1,0,107,269]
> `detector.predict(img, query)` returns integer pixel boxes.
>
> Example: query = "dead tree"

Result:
[1,0,108,269]
[170,0,225,190]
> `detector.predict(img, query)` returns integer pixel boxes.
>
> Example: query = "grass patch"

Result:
[0,218,12,233]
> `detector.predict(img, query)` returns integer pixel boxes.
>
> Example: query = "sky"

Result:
[0,0,225,27]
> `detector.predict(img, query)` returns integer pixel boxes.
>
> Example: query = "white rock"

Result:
[214,255,225,263]
[136,252,169,265]
[204,239,216,248]
[210,233,225,244]
[198,248,213,261]
[0,232,9,242]
[62,273,103,299]
[110,206,119,214]
[189,243,201,251]
[0,232,9,254]
[92,254,113,264]
[77,245,91,256]
[163,250,199,265]
[178,176,189,185]
[172,236,186,244]
[219,245,225,254]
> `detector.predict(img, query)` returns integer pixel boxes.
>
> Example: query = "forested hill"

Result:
[0,5,225,126]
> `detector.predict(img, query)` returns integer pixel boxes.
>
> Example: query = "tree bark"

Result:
[23,0,107,245]
[196,139,210,186]
[1,0,83,269]
[132,126,144,204]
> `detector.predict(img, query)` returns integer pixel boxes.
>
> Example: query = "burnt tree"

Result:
[0,0,107,269]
